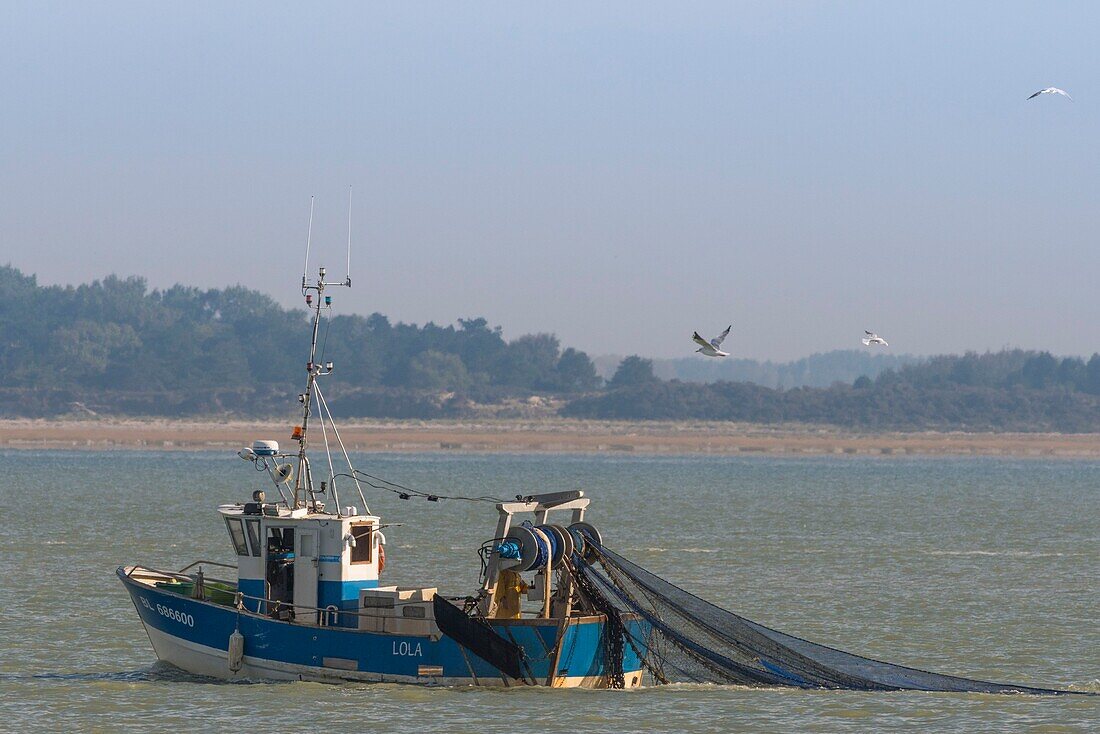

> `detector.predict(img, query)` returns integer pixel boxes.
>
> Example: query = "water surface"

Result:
[0,451,1096,732]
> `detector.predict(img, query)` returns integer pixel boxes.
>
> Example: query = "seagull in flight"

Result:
[862,331,888,347]
[693,325,732,357]
[1027,87,1073,101]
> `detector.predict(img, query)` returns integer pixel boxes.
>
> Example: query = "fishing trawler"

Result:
[118,216,646,686]
[118,203,1084,695]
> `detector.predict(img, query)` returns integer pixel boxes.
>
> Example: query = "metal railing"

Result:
[178,560,237,574]
[126,562,445,634]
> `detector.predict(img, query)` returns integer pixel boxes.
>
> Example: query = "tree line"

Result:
[568,351,1100,431]
[0,265,600,416]
[3,265,1099,431]
[616,350,921,389]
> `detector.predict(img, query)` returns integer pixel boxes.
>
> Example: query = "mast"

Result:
[295,266,352,509]
[291,191,356,511]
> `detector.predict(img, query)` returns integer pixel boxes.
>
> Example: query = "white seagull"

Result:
[692,325,732,357]
[862,330,888,347]
[1027,87,1073,101]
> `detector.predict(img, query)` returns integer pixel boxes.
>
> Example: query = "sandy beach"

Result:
[1,417,1098,457]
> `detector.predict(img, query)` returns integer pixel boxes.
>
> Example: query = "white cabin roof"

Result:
[217,503,379,524]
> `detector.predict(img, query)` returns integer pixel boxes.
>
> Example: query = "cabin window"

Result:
[244,518,261,557]
[267,528,294,556]
[225,517,249,556]
[350,523,373,564]
[299,532,315,558]
[268,527,294,556]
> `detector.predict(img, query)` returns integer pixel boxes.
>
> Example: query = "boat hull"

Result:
[119,568,645,687]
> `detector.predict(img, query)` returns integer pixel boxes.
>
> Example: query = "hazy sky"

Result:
[1,2,1097,361]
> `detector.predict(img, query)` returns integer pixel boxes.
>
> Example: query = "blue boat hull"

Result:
[119,568,645,687]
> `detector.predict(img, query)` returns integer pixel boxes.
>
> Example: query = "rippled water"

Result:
[0,450,1097,732]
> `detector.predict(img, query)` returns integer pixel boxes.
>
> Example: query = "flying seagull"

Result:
[862,330,888,347]
[1027,87,1073,101]
[693,325,732,357]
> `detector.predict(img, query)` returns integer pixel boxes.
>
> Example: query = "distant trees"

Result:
[565,349,1100,431]
[563,377,1100,431]
[406,351,473,392]
[55,321,140,382]
[1021,352,1058,389]
[556,347,602,392]
[643,349,920,389]
[879,350,1100,394]
[609,356,658,388]
[1086,355,1100,395]
[0,265,603,417]
[4,264,1100,430]
[490,334,562,389]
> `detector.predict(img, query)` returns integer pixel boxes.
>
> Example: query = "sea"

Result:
[0,449,1096,733]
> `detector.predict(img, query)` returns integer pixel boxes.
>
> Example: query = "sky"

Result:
[0,2,1097,361]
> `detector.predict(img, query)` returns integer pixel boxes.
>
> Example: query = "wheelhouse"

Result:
[218,503,383,626]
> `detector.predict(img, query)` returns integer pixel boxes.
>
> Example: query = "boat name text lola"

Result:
[393,641,423,657]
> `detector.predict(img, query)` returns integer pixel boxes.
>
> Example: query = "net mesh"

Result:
[574,541,1079,694]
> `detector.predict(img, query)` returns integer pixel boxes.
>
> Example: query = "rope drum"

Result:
[497,522,599,571]
[567,521,602,562]
[500,525,552,572]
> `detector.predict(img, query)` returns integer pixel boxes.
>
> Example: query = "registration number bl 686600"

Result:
[141,596,195,627]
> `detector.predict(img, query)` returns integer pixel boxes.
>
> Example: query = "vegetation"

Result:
[565,351,1100,432]
[3,265,1099,431]
[621,350,922,389]
[0,266,598,418]
[608,356,659,388]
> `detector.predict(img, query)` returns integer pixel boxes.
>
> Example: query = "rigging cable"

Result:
[353,468,528,503]
[313,382,370,513]
[312,378,336,510]
[327,469,531,505]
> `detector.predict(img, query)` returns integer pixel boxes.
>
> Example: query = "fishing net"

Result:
[573,541,1079,694]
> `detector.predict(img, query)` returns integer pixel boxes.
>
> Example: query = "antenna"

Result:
[345,186,353,286]
[302,196,315,292]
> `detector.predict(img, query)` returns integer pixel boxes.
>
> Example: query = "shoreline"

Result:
[1,418,1098,457]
